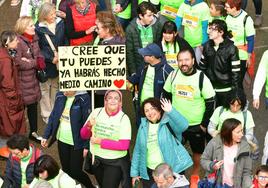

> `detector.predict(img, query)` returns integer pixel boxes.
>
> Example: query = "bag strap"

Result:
[242,110,247,133]
[243,14,249,46]
[44,34,57,53]
[171,69,179,85]
[166,122,179,144]
[216,106,225,130]
[57,170,65,188]
[199,71,204,97]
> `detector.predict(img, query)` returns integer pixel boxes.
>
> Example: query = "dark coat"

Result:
[15,35,41,105]
[128,60,173,126]
[125,17,163,75]
[35,19,68,78]
[5,145,42,188]
[0,48,26,137]
[99,35,126,45]
[43,92,90,150]
[199,38,241,90]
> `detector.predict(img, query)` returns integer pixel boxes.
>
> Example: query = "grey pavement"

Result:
[0,0,268,175]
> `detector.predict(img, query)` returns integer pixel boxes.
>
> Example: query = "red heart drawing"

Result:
[113,79,125,89]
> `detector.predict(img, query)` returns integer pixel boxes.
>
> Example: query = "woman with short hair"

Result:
[35,2,67,124]
[208,89,255,144]
[14,16,43,142]
[131,98,192,188]
[30,155,77,188]
[225,0,255,82]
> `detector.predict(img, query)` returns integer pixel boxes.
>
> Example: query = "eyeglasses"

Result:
[258,176,268,181]
[208,27,218,31]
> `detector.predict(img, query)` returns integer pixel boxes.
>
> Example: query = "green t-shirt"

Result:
[138,25,154,48]
[177,2,210,47]
[164,70,215,125]
[88,108,131,159]
[28,0,45,23]
[210,106,255,131]
[226,10,255,60]
[141,65,155,104]
[162,41,179,69]
[57,97,75,145]
[21,147,33,187]
[147,122,163,169]
[160,0,184,21]
[209,15,226,22]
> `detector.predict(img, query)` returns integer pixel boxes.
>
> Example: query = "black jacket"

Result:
[199,38,241,90]
[35,20,68,78]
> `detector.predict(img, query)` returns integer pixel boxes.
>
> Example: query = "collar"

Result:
[23,33,34,42]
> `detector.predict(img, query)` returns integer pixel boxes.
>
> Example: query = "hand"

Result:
[22,184,29,188]
[83,149,88,157]
[200,125,206,133]
[86,25,97,35]
[52,52,58,64]
[213,160,223,170]
[253,99,260,109]
[41,139,48,148]
[132,176,141,186]
[160,98,172,112]
[126,80,134,92]
[113,4,122,13]
[211,130,219,138]
[90,137,101,145]
[56,10,66,19]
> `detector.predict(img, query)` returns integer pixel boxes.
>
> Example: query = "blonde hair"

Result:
[14,16,33,35]
[38,2,56,23]
[96,11,125,38]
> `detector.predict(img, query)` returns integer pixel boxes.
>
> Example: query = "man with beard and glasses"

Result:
[163,48,215,177]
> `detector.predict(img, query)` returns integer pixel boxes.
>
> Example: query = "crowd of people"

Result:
[0,0,268,187]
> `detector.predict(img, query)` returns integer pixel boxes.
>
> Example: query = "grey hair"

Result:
[152,163,173,179]
[38,2,56,23]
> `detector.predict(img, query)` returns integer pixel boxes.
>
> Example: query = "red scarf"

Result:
[23,33,34,42]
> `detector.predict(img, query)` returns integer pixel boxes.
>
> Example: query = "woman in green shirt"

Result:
[158,21,193,70]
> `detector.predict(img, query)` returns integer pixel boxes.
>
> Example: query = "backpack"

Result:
[218,107,260,160]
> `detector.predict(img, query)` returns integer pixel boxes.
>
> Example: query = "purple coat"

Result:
[15,35,41,105]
